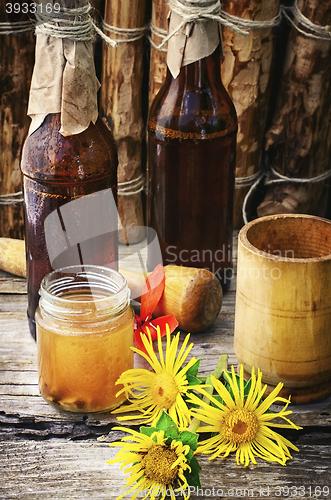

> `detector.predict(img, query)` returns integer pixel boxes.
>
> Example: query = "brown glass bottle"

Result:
[21,113,118,339]
[147,44,238,292]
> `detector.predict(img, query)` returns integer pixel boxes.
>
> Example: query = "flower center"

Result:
[142,444,179,484]
[222,409,259,444]
[150,372,179,409]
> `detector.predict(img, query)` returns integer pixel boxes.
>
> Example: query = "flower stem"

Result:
[188,354,228,434]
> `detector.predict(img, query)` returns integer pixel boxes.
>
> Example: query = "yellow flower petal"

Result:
[109,428,192,500]
[192,364,300,466]
[112,326,198,428]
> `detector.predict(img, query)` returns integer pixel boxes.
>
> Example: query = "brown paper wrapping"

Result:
[167,11,220,78]
[27,0,99,137]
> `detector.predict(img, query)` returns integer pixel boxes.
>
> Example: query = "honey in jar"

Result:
[36,265,134,413]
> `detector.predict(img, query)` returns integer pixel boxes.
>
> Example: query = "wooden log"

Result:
[0,9,35,238]
[221,0,281,228]
[120,265,223,333]
[100,0,147,244]
[0,238,26,278]
[258,0,331,218]
[148,0,169,106]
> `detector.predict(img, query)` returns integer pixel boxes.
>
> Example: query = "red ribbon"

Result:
[134,264,178,354]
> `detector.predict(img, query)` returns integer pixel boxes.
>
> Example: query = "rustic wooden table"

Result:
[0,234,330,500]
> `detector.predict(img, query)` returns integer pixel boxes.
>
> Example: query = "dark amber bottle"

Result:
[21,113,118,339]
[147,43,238,292]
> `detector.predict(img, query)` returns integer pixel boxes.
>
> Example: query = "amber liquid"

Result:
[147,47,237,292]
[36,292,134,413]
[23,176,117,339]
[148,131,236,290]
[21,114,118,339]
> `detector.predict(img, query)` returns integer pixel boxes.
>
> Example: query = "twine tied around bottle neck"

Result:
[34,3,121,47]
[157,0,249,50]
[221,9,282,32]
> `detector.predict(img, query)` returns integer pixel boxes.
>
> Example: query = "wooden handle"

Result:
[0,238,223,332]
[0,238,26,278]
[120,265,223,333]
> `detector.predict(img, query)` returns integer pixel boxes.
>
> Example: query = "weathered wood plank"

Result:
[0,287,331,427]
[0,294,27,313]
[0,275,27,294]
[0,439,330,500]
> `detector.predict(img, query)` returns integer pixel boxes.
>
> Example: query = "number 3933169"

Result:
[5,3,61,14]
[275,485,330,497]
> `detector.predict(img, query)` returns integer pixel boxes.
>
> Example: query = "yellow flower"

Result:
[189,365,302,466]
[108,427,192,500]
[113,325,202,429]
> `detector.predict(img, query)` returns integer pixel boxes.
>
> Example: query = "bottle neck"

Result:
[166,44,223,90]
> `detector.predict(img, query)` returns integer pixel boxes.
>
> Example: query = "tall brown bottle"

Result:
[21,114,118,339]
[147,37,238,292]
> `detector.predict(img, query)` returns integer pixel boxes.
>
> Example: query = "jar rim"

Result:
[39,265,130,319]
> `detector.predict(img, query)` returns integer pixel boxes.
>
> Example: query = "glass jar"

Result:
[36,265,134,413]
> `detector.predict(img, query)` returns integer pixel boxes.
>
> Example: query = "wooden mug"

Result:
[234,214,331,404]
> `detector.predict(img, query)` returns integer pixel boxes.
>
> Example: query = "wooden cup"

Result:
[234,214,331,404]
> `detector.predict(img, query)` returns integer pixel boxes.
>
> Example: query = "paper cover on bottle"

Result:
[27,0,99,137]
[167,11,221,79]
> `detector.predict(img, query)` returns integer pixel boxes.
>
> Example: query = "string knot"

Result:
[35,3,96,41]
[157,0,249,51]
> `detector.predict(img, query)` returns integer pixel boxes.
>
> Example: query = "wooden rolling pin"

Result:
[0,238,222,332]
[119,266,223,333]
[0,238,26,278]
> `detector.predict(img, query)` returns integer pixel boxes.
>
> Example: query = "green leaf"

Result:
[155,410,179,433]
[226,385,235,401]
[184,456,201,489]
[180,430,198,452]
[188,455,201,475]
[163,425,181,442]
[184,471,201,490]
[223,369,241,388]
[244,378,252,398]
[140,426,159,437]
[211,394,224,407]
[185,359,201,379]
[186,374,202,386]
